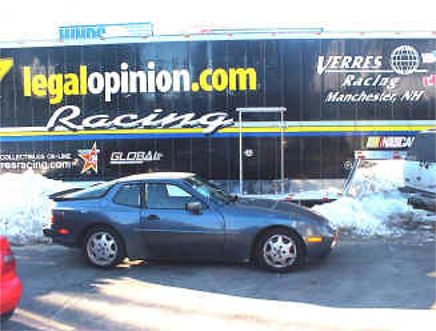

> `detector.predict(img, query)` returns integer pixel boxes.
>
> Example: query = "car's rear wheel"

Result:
[83,226,125,268]
[255,228,305,273]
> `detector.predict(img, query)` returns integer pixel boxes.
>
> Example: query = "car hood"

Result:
[226,197,329,224]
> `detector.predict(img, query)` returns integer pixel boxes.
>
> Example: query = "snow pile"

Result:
[313,191,410,236]
[313,160,412,236]
[345,160,405,198]
[0,171,71,245]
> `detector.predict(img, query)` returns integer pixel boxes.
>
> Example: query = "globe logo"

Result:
[390,45,420,75]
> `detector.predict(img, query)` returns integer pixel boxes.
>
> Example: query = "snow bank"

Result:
[345,160,405,198]
[0,171,71,245]
[313,160,412,236]
[312,191,410,236]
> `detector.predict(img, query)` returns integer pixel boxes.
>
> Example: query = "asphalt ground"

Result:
[2,234,435,331]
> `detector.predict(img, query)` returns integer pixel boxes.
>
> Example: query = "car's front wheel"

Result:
[83,226,125,268]
[255,228,305,273]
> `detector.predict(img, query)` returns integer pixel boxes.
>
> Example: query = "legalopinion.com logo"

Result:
[20,62,257,105]
[0,58,13,82]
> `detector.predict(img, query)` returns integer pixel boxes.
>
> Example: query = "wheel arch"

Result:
[250,225,306,262]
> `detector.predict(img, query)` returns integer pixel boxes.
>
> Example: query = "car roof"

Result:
[118,172,195,182]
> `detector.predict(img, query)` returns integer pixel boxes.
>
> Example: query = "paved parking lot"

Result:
[2,235,436,331]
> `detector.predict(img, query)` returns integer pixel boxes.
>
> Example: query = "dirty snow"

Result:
[0,171,71,245]
[312,160,414,236]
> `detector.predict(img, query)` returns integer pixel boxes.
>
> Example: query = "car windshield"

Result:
[185,176,233,204]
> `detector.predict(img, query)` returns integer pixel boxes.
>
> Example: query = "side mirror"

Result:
[186,201,203,214]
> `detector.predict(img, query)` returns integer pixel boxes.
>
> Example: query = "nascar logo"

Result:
[366,136,415,149]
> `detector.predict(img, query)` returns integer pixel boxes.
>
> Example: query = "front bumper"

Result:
[305,231,339,258]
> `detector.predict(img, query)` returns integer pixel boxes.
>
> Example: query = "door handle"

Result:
[146,214,160,221]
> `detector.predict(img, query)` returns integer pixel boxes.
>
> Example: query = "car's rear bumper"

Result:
[43,228,77,247]
[305,231,339,258]
[0,277,22,316]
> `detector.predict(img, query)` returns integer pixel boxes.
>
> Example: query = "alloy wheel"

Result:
[262,234,297,268]
[86,231,118,267]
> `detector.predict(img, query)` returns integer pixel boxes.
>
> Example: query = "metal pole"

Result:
[280,110,285,194]
[239,111,243,195]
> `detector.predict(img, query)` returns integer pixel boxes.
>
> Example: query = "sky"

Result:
[0,0,435,41]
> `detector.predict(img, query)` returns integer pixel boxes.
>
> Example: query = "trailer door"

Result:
[236,107,286,195]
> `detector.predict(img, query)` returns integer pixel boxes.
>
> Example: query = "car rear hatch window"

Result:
[55,181,114,201]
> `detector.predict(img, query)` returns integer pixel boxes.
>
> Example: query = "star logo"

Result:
[78,142,100,174]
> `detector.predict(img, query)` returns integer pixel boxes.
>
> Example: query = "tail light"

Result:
[50,210,64,225]
[393,151,401,159]
[355,151,365,160]
[58,228,70,235]
[0,237,17,280]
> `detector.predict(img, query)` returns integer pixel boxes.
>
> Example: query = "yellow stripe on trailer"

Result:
[0,125,434,137]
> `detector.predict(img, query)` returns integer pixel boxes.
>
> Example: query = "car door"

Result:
[417,135,436,194]
[139,182,226,260]
[405,133,436,194]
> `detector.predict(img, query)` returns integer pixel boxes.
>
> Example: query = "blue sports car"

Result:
[44,172,337,272]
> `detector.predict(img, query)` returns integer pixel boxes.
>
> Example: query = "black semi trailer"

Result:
[0,30,435,194]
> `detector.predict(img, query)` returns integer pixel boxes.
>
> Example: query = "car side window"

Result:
[166,184,192,197]
[146,183,193,209]
[113,184,141,208]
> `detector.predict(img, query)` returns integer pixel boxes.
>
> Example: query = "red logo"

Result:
[423,74,436,87]
[78,142,99,174]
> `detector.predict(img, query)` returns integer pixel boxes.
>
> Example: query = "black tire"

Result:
[1,310,14,323]
[255,228,305,273]
[82,226,126,268]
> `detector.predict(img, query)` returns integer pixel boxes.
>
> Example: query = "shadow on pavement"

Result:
[3,238,435,330]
